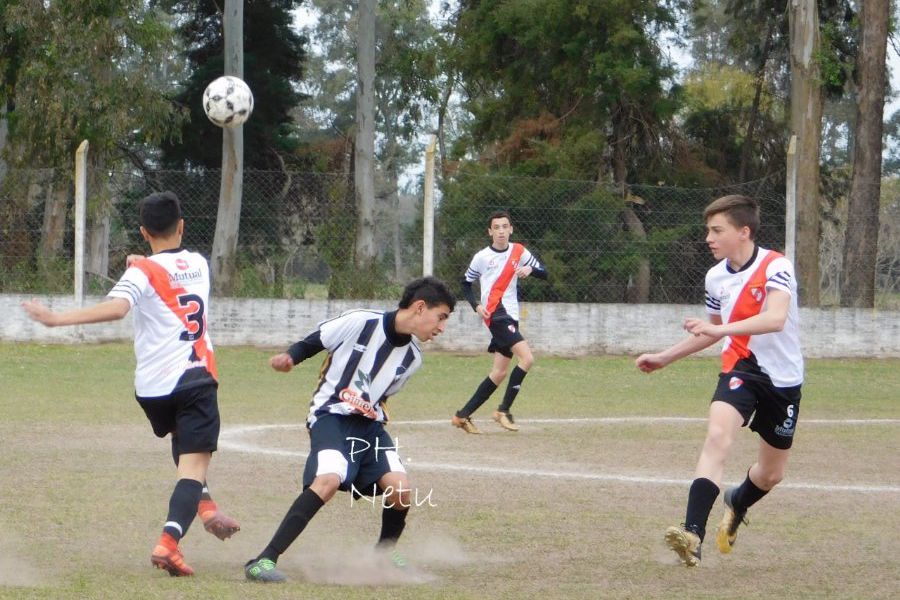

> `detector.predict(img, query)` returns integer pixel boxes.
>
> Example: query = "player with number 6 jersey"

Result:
[22,191,239,578]
[635,194,804,568]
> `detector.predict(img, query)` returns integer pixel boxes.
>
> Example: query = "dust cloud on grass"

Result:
[297,532,474,585]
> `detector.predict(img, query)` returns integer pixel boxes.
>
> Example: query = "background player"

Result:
[22,191,239,577]
[452,210,547,434]
[635,194,803,567]
[244,277,455,583]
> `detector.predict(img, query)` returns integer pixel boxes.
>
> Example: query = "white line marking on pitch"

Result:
[218,420,900,494]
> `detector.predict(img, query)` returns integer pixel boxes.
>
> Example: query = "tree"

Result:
[841,0,889,307]
[789,0,824,306]
[2,0,183,278]
[354,0,377,271]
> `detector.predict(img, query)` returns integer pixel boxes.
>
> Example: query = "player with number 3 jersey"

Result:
[23,191,239,577]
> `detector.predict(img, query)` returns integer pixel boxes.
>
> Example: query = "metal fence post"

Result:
[785,135,797,264]
[423,135,436,276]
[74,140,89,307]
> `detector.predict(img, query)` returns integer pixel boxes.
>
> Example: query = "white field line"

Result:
[219,419,900,494]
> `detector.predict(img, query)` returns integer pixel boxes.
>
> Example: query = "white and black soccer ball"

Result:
[202,76,254,128]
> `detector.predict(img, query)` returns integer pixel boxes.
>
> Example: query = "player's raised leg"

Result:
[717,439,789,554]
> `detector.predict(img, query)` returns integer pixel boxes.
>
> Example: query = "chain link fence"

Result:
[1,165,898,307]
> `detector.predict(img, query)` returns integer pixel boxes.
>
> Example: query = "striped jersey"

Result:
[704,246,803,387]
[307,310,423,427]
[107,248,217,397]
[464,243,542,321]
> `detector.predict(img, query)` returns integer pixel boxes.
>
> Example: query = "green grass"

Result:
[0,344,898,599]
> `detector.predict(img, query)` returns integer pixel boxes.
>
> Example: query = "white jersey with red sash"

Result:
[704,246,803,387]
[464,243,541,323]
[107,249,218,397]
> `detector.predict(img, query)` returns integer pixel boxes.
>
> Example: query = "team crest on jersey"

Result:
[750,286,764,302]
[339,369,377,419]
[728,376,743,390]
[175,258,189,270]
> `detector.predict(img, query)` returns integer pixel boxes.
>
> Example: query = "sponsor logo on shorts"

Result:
[508,324,516,333]
[729,376,743,390]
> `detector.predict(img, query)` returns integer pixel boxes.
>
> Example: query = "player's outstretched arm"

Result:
[685,289,790,339]
[635,315,723,373]
[271,329,326,372]
[22,297,130,327]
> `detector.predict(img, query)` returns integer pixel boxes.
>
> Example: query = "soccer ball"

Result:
[202,76,254,128]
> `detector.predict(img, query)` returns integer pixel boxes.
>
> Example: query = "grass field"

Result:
[1,343,898,599]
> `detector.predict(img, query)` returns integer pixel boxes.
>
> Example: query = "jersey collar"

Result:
[157,247,185,254]
[725,244,759,274]
[383,310,412,347]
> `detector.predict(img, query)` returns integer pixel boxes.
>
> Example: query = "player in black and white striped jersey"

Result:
[244,277,455,583]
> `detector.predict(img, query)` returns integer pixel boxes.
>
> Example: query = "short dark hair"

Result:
[488,210,512,228]
[139,191,182,237]
[398,276,456,312]
[703,194,760,239]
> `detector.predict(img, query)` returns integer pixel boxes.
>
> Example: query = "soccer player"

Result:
[243,277,455,583]
[22,191,239,577]
[451,210,547,434]
[635,194,803,567]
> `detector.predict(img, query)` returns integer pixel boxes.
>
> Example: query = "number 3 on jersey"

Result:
[178,294,205,341]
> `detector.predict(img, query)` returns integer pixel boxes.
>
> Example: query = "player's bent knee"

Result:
[703,426,734,454]
[310,473,341,499]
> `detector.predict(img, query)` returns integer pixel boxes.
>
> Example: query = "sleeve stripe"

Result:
[109,288,138,304]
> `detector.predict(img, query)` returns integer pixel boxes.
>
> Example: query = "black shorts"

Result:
[487,315,525,358]
[712,360,802,450]
[136,383,220,454]
[303,413,405,496]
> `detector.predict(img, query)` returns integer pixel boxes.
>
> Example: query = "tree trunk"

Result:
[354,0,377,270]
[610,104,649,303]
[840,0,888,307]
[789,0,824,306]
[0,102,8,186]
[38,178,68,267]
[739,19,775,182]
[86,162,111,279]
[211,0,244,296]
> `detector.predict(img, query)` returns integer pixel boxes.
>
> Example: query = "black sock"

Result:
[456,377,498,418]
[731,471,768,512]
[258,488,325,562]
[200,482,212,503]
[377,507,409,549]
[684,477,720,541]
[498,366,528,412]
[163,478,203,541]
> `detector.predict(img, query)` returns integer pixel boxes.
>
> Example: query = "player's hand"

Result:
[126,254,145,267]
[515,265,533,278]
[684,318,724,339]
[22,299,58,327]
[270,353,295,372]
[475,304,489,319]
[635,353,667,373]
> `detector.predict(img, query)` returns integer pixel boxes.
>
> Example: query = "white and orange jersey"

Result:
[705,246,803,387]
[107,248,217,397]
[464,243,542,322]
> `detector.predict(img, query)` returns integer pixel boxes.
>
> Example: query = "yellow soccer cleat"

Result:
[716,487,748,554]
[665,525,702,567]
[451,415,482,434]
[492,410,520,431]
